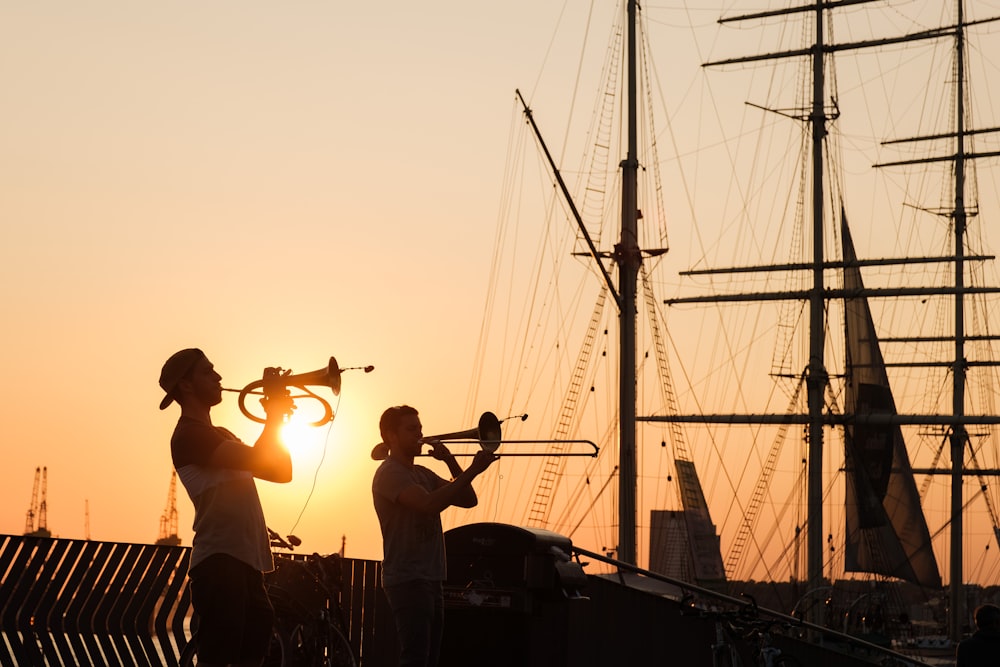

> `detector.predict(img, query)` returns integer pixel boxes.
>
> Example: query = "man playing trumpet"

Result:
[159,348,294,667]
[372,405,497,667]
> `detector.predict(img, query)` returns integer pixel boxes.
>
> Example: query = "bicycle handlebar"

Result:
[267,527,301,551]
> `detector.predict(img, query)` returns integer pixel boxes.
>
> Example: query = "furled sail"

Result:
[842,213,941,588]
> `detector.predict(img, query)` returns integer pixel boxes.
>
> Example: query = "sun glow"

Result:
[256,409,382,560]
[278,410,365,478]
[280,418,328,461]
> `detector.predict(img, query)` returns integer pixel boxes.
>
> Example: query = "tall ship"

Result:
[454,0,1000,661]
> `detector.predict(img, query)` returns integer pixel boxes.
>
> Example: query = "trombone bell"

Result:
[421,411,502,452]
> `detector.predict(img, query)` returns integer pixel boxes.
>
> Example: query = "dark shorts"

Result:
[189,553,274,664]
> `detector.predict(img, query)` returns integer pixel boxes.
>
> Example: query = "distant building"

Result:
[648,459,725,585]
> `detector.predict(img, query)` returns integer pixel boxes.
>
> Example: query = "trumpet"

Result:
[224,357,374,427]
[370,411,599,460]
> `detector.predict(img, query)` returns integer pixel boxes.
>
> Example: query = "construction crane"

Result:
[24,466,52,538]
[24,467,39,534]
[38,467,48,533]
[155,471,181,546]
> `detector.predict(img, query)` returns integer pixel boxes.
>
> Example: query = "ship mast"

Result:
[869,0,1000,639]
[949,0,968,641]
[617,0,640,566]
[512,0,640,564]
[512,0,643,565]
[804,0,828,596]
[669,0,873,603]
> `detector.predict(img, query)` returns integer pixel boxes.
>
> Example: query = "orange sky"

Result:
[4,1,1000,584]
[0,0,564,560]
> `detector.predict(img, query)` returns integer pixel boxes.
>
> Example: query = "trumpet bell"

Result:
[282,357,341,396]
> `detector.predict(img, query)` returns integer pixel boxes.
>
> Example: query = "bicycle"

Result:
[178,532,357,667]
[689,595,803,667]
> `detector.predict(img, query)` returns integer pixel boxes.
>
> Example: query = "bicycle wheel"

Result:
[261,628,287,667]
[323,618,356,667]
[277,619,356,667]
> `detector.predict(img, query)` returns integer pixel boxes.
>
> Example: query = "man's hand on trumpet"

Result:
[259,366,296,422]
[260,391,295,422]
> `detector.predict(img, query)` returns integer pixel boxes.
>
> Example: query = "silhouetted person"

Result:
[957,603,1000,667]
[159,348,293,667]
[372,405,497,667]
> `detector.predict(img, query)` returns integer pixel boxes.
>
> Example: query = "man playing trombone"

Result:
[158,348,294,667]
[372,405,497,667]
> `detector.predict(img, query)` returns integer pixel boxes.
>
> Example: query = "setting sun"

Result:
[276,403,368,481]
[280,418,328,461]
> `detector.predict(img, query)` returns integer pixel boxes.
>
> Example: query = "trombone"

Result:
[370,411,600,460]
[224,356,374,427]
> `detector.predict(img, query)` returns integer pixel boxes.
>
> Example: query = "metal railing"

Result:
[0,534,393,667]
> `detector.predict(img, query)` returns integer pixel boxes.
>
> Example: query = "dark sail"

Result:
[842,213,941,588]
